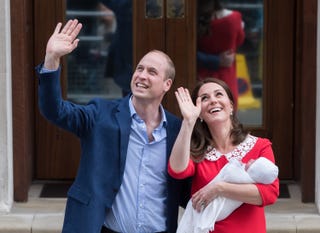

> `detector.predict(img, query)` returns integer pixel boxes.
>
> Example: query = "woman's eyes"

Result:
[201,96,208,101]
[201,92,223,101]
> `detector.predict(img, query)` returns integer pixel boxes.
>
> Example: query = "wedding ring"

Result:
[201,201,206,208]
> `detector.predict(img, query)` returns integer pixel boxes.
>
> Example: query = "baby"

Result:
[177,157,279,233]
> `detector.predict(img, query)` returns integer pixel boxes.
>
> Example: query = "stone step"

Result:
[1,213,320,233]
[0,213,63,233]
[0,183,319,233]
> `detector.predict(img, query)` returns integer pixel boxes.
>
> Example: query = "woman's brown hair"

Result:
[190,78,248,161]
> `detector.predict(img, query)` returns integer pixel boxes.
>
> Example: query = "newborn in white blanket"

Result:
[177,157,278,233]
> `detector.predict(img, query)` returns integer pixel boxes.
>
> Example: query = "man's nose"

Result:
[138,69,148,79]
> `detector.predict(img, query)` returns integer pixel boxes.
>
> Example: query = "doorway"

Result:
[32,0,294,180]
[10,0,317,202]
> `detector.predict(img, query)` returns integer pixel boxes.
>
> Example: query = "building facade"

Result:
[0,0,320,213]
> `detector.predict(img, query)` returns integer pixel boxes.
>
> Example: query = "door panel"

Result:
[263,0,294,179]
[34,0,294,180]
[164,0,197,115]
[34,0,80,179]
[133,0,166,64]
[134,0,196,116]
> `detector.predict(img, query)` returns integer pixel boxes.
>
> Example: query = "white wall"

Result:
[316,0,320,212]
[0,0,13,213]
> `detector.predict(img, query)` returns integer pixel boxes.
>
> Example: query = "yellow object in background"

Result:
[236,54,261,109]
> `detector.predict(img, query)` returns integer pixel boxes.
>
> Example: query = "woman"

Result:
[197,0,245,109]
[168,78,279,233]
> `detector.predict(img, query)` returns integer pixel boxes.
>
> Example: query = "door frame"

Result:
[11,0,35,202]
[11,0,317,202]
[294,0,317,202]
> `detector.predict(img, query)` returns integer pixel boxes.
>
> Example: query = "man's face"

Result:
[131,51,172,101]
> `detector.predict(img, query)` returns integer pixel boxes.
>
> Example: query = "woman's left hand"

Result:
[191,181,224,212]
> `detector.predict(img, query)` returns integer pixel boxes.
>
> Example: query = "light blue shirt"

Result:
[105,97,168,232]
[40,66,56,73]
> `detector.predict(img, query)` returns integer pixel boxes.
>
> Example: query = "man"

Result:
[36,19,190,233]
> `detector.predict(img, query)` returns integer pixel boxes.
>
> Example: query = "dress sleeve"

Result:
[168,159,195,179]
[254,138,280,206]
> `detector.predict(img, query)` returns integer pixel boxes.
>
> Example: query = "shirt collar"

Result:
[129,96,167,128]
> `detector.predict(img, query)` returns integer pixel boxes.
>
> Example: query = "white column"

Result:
[0,0,13,213]
[316,0,320,213]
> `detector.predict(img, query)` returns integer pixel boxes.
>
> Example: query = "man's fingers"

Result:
[54,22,62,34]
[60,19,75,34]
[55,19,82,44]
[67,19,79,36]
[70,23,82,41]
[71,39,80,50]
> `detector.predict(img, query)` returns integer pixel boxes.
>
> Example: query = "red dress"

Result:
[198,11,245,109]
[168,135,279,233]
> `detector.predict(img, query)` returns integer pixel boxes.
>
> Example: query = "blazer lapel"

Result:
[115,95,132,175]
[165,113,176,161]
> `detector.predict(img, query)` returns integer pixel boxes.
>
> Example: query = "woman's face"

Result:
[197,82,233,125]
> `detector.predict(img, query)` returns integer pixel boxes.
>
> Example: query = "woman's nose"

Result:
[209,96,217,104]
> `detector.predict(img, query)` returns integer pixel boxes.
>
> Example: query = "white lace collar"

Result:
[205,135,257,161]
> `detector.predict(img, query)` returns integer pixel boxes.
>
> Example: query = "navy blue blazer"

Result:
[36,65,191,233]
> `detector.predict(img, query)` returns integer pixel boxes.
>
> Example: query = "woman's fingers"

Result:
[192,194,207,212]
[178,87,190,102]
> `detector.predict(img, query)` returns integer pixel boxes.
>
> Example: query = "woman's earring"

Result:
[199,118,203,122]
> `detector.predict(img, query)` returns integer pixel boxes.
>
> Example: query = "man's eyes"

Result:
[148,69,157,75]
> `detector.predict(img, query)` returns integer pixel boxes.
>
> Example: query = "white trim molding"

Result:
[0,0,13,214]
[315,0,320,213]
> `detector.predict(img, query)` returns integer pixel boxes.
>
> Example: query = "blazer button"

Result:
[113,188,118,193]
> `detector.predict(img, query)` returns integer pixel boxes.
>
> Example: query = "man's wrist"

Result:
[44,53,60,70]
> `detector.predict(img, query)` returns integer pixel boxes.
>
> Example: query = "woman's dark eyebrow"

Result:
[198,93,208,99]
[214,88,224,92]
[199,88,224,98]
